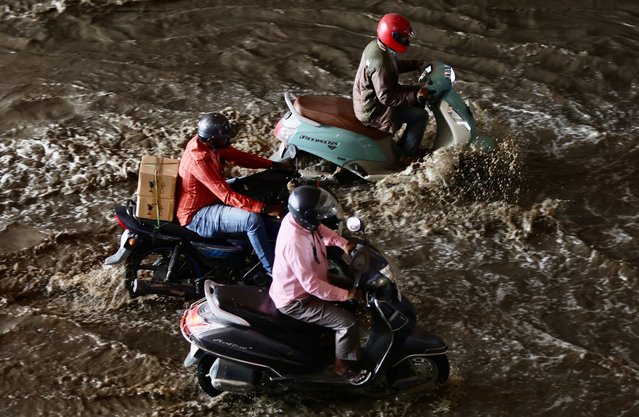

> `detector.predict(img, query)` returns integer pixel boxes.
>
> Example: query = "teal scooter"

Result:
[270,62,497,182]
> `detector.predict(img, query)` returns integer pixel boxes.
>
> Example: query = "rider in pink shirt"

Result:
[269,212,351,308]
[269,185,370,385]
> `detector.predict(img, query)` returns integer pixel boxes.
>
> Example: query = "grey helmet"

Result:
[288,185,343,231]
[197,113,237,145]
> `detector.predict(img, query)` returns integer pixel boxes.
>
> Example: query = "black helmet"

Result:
[288,185,343,231]
[197,113,237,142]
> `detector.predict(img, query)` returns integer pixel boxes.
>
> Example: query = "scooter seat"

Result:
[116,205,232,244]
[215,284,327,334]
[295,95,389,140]
[138,217,207,240]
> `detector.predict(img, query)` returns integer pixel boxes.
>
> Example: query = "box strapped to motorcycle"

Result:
[135,155,180,226]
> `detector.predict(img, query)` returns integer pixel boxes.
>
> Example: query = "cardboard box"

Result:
[137,155,180,200]
[136,155,180,222]
[135,194,176,222]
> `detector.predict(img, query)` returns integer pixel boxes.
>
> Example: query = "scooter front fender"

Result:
[396,325,448,359]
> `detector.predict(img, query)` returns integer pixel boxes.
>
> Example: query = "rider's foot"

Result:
[333,359,371,385]
[334,368,371,385]
[399,156,418,166]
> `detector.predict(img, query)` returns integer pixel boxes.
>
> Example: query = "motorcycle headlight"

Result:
[447,105,471,131]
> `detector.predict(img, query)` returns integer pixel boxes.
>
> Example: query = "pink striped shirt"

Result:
[269,213,350,308]
[176,136,274,226]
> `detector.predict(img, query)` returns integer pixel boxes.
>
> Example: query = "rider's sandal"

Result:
[338,368,371,385]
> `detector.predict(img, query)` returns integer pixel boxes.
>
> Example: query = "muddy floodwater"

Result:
[1,1,638,416]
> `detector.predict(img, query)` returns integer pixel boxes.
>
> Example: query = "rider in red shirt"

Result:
[177,113,286,273]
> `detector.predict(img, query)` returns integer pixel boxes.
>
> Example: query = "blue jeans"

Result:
[186,204,274,273]
[395,106,429,157]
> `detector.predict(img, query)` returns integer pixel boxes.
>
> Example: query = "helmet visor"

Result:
[211,123,238,147]
[392,29,414,47]
[315,189,344,220]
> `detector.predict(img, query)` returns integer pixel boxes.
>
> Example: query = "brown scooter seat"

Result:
[294,95,389,140]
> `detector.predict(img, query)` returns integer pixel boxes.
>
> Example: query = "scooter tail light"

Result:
[182,304,217,336]
[115,214,128,230]
[180,310,190,336]
[274,119,295,142]
[274,119,282,139]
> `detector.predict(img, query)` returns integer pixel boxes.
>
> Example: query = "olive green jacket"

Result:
[352,40,421,133]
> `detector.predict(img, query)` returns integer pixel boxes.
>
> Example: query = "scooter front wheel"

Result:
[388,354,450,391]
[196,355,224,397]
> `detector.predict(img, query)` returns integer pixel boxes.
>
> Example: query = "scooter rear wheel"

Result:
[125,242,202,297]
[196,355,224,397]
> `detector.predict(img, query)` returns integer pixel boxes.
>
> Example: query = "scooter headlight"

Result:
[445,66,456,84]
[447,105,471,131]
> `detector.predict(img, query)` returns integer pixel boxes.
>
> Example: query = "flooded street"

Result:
[1,1,638,416]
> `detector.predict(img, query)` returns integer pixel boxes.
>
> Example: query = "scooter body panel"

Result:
[272,107,401,180]
[108,206,251,266]
[190,325,333,374]
[287,123,395,166]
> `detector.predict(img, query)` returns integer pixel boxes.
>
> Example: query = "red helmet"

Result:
[376,13,414,54]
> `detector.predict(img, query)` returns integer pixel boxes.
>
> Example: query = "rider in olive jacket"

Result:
[352,13,429,158]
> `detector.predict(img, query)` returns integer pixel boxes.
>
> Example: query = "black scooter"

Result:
[104,168,297,299]
[179,217,449,396]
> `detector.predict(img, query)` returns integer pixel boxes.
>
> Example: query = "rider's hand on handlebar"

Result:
[262,203,286,219]
[345,239,358,255]
[417,86,429,104]
[347,288,363,301]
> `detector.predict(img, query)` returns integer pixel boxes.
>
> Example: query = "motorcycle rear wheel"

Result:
[196,355,224,397]
[125,241,202,297]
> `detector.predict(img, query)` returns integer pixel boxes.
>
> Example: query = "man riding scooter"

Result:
[269,186,370,384]
[353,13,431,164]
[177,113,288,275]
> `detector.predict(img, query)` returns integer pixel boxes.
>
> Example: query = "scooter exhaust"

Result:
[131,279,198,299]
[210,358,257,392]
